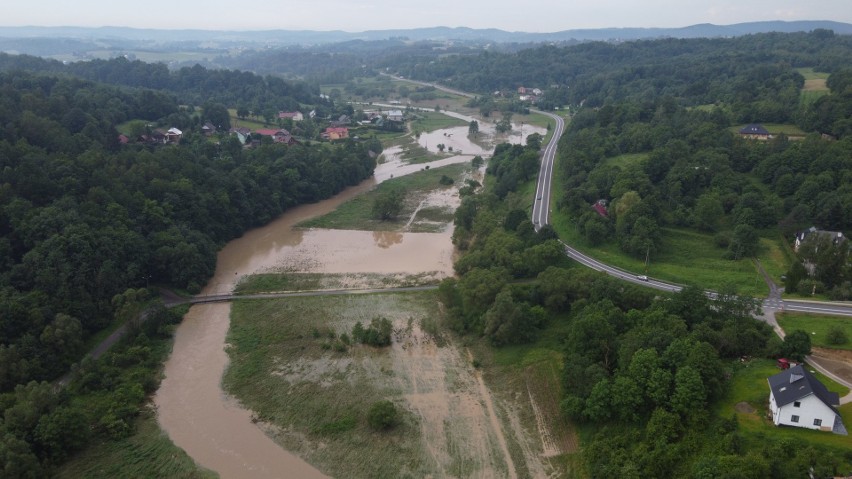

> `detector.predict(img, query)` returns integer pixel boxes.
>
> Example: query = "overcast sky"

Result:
[4,0,851,32]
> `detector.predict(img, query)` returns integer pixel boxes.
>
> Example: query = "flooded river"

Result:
[154,158,461,478]
[155,118,543,478]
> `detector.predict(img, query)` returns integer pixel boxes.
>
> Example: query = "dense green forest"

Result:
[0,61,379,475]
[442,131,849,479]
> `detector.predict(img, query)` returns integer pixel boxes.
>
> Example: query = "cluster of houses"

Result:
[126,107,379,148]
[127,127,183,146]
[492,86,545,104]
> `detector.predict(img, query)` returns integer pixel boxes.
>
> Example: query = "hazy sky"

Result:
[4,0,851,32]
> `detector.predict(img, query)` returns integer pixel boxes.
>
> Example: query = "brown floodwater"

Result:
[154,159,461,478]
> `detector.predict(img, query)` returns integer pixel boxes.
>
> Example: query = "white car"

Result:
[637,275,649,281]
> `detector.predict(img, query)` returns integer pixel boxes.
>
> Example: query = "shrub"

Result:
[352,317,393,347]
[367,400,399,431]
[826,326,848,346]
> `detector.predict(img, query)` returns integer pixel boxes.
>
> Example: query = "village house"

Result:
[255,128,296,145]
[229,127,252,145]
[322,127,349,141]
[278,111,303,122]
[738,123,772,140]
[768,364,847,435]
[330,115,351,127]
[385,109,404,122]
[165,127,182,144]
[794,226,847,253]
[201,122,217,136]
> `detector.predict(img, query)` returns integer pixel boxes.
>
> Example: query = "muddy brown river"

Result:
[155,122,541,478]
[154,157,465,478]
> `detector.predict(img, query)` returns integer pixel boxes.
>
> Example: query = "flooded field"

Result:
[155,121,554,478]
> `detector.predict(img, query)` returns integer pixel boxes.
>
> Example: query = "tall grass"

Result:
[57,411,215,479]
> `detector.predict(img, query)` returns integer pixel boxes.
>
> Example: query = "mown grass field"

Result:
[715,358,852,452]
[777,313,852,351]
[299,162,472,231]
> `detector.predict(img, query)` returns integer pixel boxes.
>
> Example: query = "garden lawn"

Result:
[777,313,852,351]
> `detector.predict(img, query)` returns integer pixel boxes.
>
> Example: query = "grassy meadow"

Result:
[777,313,852,351]
[553,222,781,297]
[299,162,473,232]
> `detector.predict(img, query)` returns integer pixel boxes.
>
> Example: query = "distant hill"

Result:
[0,20,850,46]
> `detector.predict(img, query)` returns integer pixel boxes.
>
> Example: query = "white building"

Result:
[768,364,846,435]
[386,110,404,122]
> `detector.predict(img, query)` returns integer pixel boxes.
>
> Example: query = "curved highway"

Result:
[531,110,564,229]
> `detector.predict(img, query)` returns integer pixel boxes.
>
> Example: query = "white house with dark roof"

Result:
[768,364,846,435]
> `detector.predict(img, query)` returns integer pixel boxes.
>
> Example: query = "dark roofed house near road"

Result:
[768,364,846,435]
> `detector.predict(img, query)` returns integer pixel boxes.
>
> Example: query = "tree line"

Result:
[0,53,324,123]
[384,30,852,122]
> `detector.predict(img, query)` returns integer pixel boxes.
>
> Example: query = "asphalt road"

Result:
[532,110,565,229]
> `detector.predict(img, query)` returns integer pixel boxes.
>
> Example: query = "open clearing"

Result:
[223,291,559,478]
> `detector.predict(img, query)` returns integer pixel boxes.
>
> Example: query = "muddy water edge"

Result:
[155,159,462,477]
[154,182,377,479]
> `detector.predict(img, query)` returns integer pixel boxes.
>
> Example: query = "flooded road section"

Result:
[155,159,461,478]
[417,122,546,156]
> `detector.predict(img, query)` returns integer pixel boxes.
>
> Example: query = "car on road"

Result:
[637,275,649,281]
